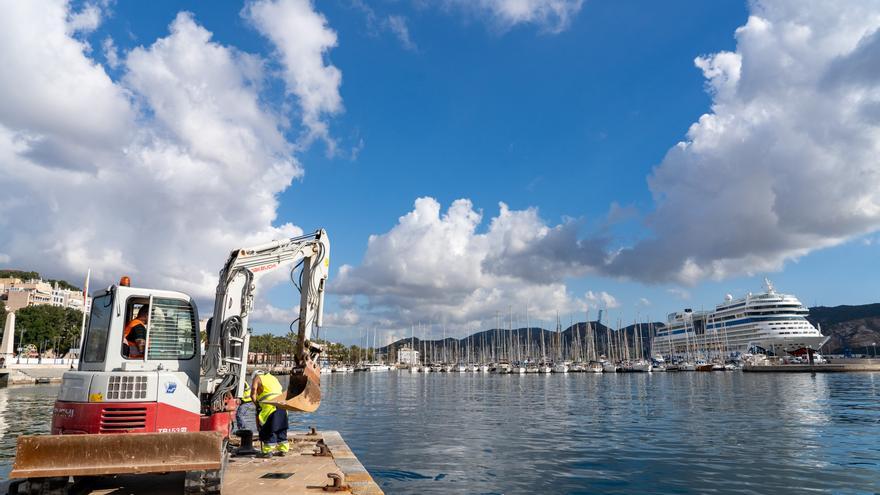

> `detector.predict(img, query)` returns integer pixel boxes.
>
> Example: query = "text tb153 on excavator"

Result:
[9,230,330,494]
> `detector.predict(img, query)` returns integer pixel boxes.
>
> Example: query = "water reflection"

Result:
[0,385,58,479]
[1,374,879,494]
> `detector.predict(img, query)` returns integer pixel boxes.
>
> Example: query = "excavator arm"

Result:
[201,229,330,413]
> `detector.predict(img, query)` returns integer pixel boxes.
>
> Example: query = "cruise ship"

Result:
[653,280,829,358]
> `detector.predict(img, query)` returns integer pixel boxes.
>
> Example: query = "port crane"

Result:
[10,230,330,494]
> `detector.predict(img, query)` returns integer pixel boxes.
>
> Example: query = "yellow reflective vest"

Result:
[241,380,252,403]
[255,373,282,425]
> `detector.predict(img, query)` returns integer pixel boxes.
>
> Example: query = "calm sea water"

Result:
[1,372,879,494]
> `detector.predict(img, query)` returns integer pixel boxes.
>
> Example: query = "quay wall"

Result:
[0,365,70,386]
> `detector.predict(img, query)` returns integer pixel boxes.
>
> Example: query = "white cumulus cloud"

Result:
[457,0,880,286]
[102,36,119,69]
[0,1,341,308]
[605,0,880,284]
[585,290,619,309]
[67,1,103,34]
[444,0,584,33]
[335,197,605,334]
[244,0,344,150]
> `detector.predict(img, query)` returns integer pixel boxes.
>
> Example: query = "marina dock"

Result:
[2,429,383,495]
[744,358,880,372]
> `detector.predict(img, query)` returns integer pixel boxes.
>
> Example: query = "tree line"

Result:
[246,330,375,364]
[9,304,83,355]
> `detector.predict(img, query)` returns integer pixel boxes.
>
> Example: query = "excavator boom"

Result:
[202,229,330,413]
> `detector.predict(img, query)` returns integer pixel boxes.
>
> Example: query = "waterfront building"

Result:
[1,277,88,313]
[397,346,420,365]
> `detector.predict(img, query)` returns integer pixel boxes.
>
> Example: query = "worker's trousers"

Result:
[235,401,255,433]
[257,408,289,453]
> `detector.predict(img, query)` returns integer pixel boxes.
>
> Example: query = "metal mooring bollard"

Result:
[313,439,332,457]
[323,473,350,492]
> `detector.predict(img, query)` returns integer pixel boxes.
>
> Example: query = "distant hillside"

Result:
[0,269,81,291]
[808,304,880,354]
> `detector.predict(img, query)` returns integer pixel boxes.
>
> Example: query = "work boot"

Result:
[258,443,276,458]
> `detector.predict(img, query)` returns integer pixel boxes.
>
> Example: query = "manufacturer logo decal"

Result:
[53,407,75,418]
[88,393,103,402]
[165,382,177,394]
[252,263,278,273]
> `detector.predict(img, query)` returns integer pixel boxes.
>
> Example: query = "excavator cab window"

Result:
[122,298,150,359]
[146,298,197,360]
[121,297,197,361]
[83,293,114,363]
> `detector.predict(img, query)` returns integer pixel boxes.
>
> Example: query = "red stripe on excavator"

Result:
[51,401,201,435]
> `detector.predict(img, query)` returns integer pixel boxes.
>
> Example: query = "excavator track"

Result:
[184,442,228,495]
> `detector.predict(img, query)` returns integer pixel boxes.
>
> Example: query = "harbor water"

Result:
[1,372,879,494]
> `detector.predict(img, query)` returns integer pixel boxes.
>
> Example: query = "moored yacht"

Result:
[552,362,570,373]
[587,362,604,373]
[491,361,512,374]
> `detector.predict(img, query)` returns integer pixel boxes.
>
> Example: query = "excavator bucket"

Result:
[267,359,322,412]
[9,431,224,479]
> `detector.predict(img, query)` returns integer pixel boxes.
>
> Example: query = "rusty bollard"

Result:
[312,439,331,457]
[323,473,350,492]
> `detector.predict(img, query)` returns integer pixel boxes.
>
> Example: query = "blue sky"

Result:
[2,0,879,345]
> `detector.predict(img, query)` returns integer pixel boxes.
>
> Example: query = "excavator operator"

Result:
[123,305,148,359]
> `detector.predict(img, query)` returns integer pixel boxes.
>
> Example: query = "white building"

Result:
[52,285,90,312]
[397,346,420,365]
[1,277,89,313]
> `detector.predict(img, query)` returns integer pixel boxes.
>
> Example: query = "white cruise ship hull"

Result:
[654,283,828,359]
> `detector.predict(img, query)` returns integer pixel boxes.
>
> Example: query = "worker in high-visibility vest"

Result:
[235,374,256,434]
[123,305,149,359]
[251,370,289,456]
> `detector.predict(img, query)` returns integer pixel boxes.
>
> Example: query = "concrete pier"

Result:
[3,429,383,495]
